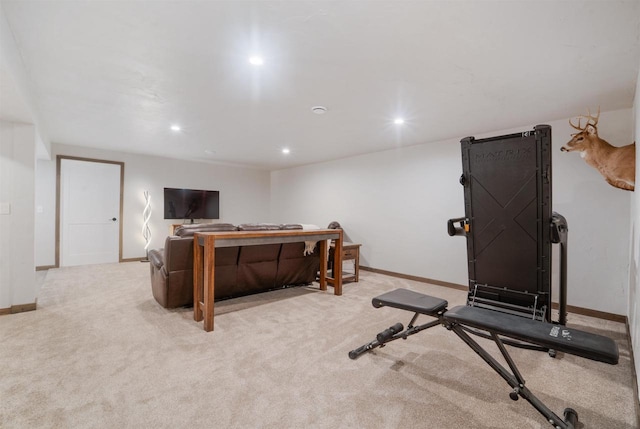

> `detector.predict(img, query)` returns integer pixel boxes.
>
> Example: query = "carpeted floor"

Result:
[0,262,636,428]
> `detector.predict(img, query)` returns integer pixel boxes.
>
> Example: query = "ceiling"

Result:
[1,1,639,170]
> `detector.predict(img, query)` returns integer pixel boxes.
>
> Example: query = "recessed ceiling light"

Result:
[311,106,327,115]
[394,118,405,125]
[282,148,290,155]
[249,56,264,66]
[170,124,181,131]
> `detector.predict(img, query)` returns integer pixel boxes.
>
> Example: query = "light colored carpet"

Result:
[0,262,636,429]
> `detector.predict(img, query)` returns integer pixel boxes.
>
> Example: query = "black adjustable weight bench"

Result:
[349,288,619,429]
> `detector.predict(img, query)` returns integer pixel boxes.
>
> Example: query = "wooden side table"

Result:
[330,242,361,283]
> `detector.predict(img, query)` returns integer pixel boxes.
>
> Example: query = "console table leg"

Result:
[319,239,327,291]
[193,234,204,322]
[334,231,343,296]
[203,235,216,332]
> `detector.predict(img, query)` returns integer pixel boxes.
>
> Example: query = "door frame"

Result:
[55,155,125,268]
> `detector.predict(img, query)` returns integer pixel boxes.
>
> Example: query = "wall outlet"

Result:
[0,202,10,215]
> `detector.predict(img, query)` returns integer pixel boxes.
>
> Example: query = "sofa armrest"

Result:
[148,249,165,270]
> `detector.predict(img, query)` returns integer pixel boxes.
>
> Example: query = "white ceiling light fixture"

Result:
[282,148,290,154]
[249,56,264,66]
[311,106,327,115]
[170,124,181,132]
[394,118,405,125]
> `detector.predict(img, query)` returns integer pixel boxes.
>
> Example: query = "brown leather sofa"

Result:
[148,223,320,308]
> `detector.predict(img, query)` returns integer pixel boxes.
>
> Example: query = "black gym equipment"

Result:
[349,288,618,429]
[349,126,619,429]
[456,125,560,323]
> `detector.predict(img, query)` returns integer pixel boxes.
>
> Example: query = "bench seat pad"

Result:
[444,305,619,365]
[372,288,448,316]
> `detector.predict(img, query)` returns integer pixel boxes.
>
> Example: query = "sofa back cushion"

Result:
[164,236,195,272]
[276,242,319,286]
[280,223,303,230]
[163,235,240,307]
[234,224,280,294]
[194,246,240,302]
[237,223,281,231]
[174,223,237,237]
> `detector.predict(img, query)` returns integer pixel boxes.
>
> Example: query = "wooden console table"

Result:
[193,229,343,331]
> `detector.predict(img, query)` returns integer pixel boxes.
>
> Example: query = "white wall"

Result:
[35,158,55,266]
[0,121,36,308]
[630,64,640,399]
[271,111,633,315]
[273,135,469,285]
[35,144,271,265]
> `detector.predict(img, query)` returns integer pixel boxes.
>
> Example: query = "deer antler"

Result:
[569,106,600,132]
[585,106,600,127]
[569,117,583,131]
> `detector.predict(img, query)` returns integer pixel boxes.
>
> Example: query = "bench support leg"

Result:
[349,313,441,360]
[449,324,577,429]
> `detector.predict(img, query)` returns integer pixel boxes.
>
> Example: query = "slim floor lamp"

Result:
[142,190,151,262]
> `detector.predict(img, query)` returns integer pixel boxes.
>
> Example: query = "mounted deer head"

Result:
[562,108,601,154]
[561,108,635,191]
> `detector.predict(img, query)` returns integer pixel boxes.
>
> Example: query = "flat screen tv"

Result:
[164,187,219,221]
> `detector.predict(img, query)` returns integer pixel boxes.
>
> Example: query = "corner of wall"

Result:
[629,63,640,414]
[0,121,36,309]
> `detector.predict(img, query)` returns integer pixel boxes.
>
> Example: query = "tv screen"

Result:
[163,188,220,220]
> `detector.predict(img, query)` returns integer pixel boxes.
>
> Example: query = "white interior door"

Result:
[60,159,121,266]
